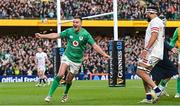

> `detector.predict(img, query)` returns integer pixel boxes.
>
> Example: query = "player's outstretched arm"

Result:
[35,33,60,39]
[92,43,111,60]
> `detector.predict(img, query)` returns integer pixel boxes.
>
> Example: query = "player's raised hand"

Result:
[35,33,59,39]
[140,49,148,59]
[35,33,42,38]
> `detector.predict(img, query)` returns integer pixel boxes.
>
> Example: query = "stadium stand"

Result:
[0,33,177,79]
[0,0,179,20]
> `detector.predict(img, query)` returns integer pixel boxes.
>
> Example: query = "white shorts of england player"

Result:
[37,66,46,73]
[61,55,81,75]
[137,56,160,73]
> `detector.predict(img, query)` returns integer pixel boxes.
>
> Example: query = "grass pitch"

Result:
[0,80,180,105]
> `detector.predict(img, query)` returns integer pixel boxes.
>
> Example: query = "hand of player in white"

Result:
[140,49,148,59]
[171,47,178,54]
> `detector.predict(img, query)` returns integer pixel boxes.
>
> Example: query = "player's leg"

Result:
[64,72,74,94]
[36,70,42,86]
[38,70,45,86]
[41,71,47,86]
[48,63,68,96]
[61,72,74,103]
[40,67,48,86]
[61,61,81,103]
[152,59,178,97]
[136,57,162,102]
[44,75,51,86]
[45,63,69,102]
[136,63,160,91]
[40,71,44,85]
[138,81,153,104]
[42,67,51,85]
[175,61,180,98]
[157,78,170,97]
[159,78,170,91]
[60,70,68,85]
[45,55,70,102]
[136,68,157,88]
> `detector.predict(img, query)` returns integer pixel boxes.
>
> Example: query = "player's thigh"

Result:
[178,54,180,75]
[38,67,45,75]
[137,56,160,73]
[37,69,40,75]
[57,63,69,77]
[58,55,70,76]
[69,61,81,75]
[178,63,180,76]
[137,60,152,74]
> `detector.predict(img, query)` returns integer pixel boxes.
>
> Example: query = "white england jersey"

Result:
[145,17,165,60]
[35,52,47,69]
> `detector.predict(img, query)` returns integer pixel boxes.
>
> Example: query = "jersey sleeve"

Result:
[170,28,178,47]
[150,20,160,33]
[59,29,68,39]
[87,32,95,46]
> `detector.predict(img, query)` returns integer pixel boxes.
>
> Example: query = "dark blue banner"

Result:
[108,41,125,87]
[0,75,53,83]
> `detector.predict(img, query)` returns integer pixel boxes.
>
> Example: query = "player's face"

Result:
[145,12,151,22]
[73,19,82,32]
[37,48,42,52]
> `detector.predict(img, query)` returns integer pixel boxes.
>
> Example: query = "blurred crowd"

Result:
[0,33,178,78]
[0,35,56,76]
[0,0,180,20]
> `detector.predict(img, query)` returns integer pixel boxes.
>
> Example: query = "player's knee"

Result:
[57,71,65,77]
[66,81,72,84]
[66,79,72,84]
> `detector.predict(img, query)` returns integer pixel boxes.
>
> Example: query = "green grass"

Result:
[0,80,180,105]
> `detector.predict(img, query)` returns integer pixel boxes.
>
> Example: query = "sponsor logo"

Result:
[73,40,79,46]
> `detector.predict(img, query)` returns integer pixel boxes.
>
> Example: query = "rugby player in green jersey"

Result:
[35,16,110,102]
[170,27,180,98]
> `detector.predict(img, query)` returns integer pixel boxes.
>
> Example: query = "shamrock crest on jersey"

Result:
[79,36,83,41]
[70,35,73,39]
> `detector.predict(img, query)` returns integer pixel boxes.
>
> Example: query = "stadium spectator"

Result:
[0,33,178,78]
[0,34,55,76]
[0,0,179,20]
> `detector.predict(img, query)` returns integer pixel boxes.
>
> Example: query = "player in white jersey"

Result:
[136,6,165,103]
[35,47,50,86]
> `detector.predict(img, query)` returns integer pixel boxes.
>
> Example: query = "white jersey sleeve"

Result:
[150,19,160,33]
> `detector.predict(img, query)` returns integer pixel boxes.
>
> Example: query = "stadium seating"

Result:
[0,0,179,20]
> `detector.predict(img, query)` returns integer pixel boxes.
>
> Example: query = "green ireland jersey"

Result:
[59,27,95,63]
[170,28,178,47]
